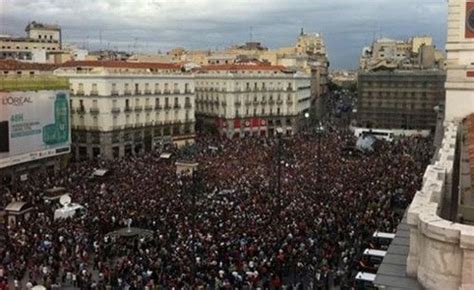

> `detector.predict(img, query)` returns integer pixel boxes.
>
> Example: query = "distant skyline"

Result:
[1,0,447,69]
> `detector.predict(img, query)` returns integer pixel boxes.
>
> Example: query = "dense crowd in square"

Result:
[0,127,433,289]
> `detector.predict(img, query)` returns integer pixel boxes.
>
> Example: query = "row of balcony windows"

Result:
[74,89,194,96]
[195,99,292,106]
[73,103,193,114]
[195,87,295,92]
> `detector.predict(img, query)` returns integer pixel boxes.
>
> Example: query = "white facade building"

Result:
[55,61,195,160]
[194,64,312,137]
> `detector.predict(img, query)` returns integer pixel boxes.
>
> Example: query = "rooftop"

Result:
[0,59,58,71]
[200,63,286,72]
[60,60,182,70]
[25,21,61,31]
[0,75,69,92]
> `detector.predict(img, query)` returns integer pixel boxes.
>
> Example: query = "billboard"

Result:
[0,90,70,168]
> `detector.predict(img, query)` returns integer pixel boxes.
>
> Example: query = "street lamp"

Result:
[276,127,283,197]
[304,112,310,134]
[314,122,325,189]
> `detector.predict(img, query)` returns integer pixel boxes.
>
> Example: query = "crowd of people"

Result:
[0,127,433,289]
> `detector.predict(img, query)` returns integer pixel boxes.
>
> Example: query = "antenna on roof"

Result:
[99,29,103,48]
[249,26,253,42]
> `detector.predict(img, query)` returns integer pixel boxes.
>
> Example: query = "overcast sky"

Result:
[1,0,447,69]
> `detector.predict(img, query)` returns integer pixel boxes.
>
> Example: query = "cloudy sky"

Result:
[1,0,447,68]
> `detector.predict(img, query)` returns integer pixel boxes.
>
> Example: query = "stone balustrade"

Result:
[407,122,474,290]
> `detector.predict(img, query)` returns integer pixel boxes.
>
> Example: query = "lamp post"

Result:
[304,112,310,134]
[315,122,325,189]
[191,168,198,286]
[276,127,283,197]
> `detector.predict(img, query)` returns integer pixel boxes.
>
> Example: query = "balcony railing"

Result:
[235,101,241,106]
[111,107,121,114]
[163,90,171,94]
[111,90,119,96]
[145,105,153,111]
[164,104,172,110]
[261,100,267,105]
[155,105,162,110]
[76,107,86,114]
[221,102,227,107]
[253,100,259,105]
[174,104,181,109]
[173,89,180,94]
[184,103,192,109]
[276,100,283,105]
[184,89,192,94]
[124,124,134,129]
[90,107,100,114]
[245,101,251,106]
[286,100,293,105]
[269,100,275,105]
[75,90,84,96]
[90,90,99,96]
[134,106,143,112]
[144,90,152,95]
[124,90,132,95]
[124,107,133,113]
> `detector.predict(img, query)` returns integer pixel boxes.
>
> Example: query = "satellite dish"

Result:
[59,194,72,206]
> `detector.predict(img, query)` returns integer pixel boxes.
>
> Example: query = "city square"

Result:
[1,0,474,289]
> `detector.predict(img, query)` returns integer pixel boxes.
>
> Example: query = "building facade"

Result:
[55,61,195,160]
[194,64,312,138]
[445,0,474,121]
[359,36,444,71]
[357,70,446,130]
[0,21,61,62]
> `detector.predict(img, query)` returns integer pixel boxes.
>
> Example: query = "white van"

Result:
[355,272,376,289]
